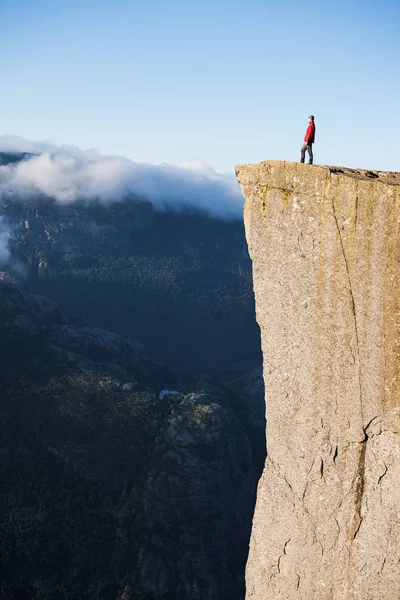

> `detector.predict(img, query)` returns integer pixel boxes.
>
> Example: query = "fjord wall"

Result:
[236,161,400,599]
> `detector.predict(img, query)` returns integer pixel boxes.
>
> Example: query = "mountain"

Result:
[0,272,262,600]
[1,151,261,376]
[0,151,266,599]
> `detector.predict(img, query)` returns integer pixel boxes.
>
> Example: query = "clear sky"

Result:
[1,0,399,173]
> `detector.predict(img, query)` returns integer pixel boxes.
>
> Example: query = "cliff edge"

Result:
[236,161,400,599]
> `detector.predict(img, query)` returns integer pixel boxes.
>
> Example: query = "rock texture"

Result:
[236,161,400,599]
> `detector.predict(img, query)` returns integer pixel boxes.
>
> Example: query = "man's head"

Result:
[308,115,315,122]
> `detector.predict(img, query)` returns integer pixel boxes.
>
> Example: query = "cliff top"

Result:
[236,160,400,186]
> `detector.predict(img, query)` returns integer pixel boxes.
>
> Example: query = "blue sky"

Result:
[1,0,399,172]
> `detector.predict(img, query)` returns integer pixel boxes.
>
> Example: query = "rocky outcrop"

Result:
[236,161,400,599]
[132,386,255,599]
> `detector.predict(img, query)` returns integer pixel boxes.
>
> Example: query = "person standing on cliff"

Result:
[300,115,316,164]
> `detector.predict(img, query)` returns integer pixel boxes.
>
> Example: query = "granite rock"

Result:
[236,161,400,600]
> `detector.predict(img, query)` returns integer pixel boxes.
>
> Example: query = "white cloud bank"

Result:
[0,136,244,219]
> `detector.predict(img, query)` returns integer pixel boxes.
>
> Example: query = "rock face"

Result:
[236,161,400,599]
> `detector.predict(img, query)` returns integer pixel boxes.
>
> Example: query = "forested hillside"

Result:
[6,197,261,374]
[0,272,263,600]
[0,152,265,600]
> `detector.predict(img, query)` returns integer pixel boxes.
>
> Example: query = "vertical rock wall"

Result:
[236,161,400,600]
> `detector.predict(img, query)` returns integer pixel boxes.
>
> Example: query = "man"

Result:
[300,115,316,164]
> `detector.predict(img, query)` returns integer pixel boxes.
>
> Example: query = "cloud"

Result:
[0,136,244,219]
[0,135,55,154]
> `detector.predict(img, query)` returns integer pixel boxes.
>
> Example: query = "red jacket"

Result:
[304,121,315,144]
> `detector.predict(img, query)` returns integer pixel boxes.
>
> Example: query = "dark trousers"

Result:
[300,143,313,164]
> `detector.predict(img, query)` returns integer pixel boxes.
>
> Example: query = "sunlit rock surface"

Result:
[236,161,400,599]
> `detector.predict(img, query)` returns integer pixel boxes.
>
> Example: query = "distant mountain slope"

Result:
[0,150,265,600]
[3,190,261,374]
[0,151,33,166]
[0,272,259,600]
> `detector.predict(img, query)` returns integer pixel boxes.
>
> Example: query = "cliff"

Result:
[236,161,400,599]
